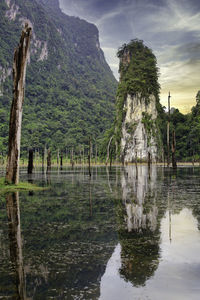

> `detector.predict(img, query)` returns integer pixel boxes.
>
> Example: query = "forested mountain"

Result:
[0,0,117,156]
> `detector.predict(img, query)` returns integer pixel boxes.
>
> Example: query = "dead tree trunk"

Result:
[106,136,113,165]
[171,130,177,169]
[27,149,34,174]
[148,152,151,179]
[57,149,59,167]
[42,149,44,173]
[60,152,63,170]
[135,151,138,180]
[95,144,97,165]
[167,91,171,167]
[47,149,51,173]
[71,147,74,168]
[5,24,31,184]
[88,137,91,177]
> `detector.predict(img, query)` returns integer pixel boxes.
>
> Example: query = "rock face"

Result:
[121,94,159,162]
[116,40,162,162]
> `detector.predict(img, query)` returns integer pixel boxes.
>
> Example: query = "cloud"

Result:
[59,0,200,112]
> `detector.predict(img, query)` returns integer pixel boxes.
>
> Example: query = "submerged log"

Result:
[5,24,31,184]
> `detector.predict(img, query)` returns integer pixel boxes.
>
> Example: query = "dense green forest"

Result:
[0,0,199,162]
[0,0,117,158]
[169,91,200,161]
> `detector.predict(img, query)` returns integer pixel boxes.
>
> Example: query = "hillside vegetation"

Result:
[0,0,117,157]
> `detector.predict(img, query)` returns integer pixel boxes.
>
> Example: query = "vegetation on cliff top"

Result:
[113,39,162,151]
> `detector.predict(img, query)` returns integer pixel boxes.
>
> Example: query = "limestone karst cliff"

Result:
[115,40,162,162]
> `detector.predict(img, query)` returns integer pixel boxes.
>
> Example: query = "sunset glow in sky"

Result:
[59,0,200,113]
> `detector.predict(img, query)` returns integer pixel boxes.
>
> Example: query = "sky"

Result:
[59,0,200,113]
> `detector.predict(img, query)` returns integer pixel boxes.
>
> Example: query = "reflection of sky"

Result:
[59,0,200,112]
[99,208,200,300]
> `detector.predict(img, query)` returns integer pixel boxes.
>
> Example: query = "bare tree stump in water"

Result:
[5,24,31,184]
[28,149,34,174]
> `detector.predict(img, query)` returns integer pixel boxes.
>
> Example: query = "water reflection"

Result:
[117,166,162,286]
[1,166,200,299]
[6,192,26,299]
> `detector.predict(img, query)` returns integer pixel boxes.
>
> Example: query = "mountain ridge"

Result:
[0,0,117,155]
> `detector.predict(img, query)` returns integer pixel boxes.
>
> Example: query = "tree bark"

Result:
[5,24,31,184]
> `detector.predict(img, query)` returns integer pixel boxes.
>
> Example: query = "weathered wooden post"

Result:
[167,91,171,167]
[27,149,34,174]
[5,24,32,184]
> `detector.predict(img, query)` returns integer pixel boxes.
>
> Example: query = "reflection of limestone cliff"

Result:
[117,166,162,286]
[121,166,158,232]
[116,40,162,162]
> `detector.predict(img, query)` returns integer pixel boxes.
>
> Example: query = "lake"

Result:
[0,165,200,299]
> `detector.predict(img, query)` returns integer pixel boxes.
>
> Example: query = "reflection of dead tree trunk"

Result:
[5,24,31,184]
[171,130,177,169]
[106,136,113,165]
[6,192,26,299]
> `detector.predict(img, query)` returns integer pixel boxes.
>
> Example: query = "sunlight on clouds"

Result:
[59,0,200,113]
[159,58,200,113]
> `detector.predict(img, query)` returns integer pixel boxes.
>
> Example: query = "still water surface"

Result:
[0,166,200,299]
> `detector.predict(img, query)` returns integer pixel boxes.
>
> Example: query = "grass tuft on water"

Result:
[0,177,46,193]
